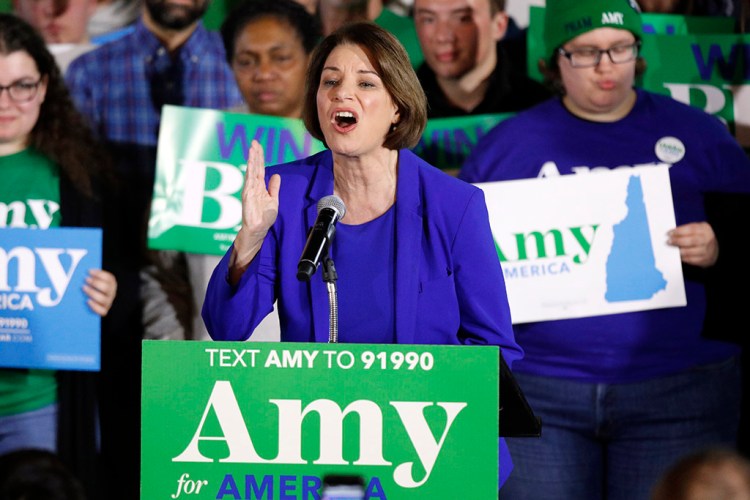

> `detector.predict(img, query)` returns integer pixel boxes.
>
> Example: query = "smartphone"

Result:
[321,474,366,500]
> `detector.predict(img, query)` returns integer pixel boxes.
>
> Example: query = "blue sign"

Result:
[0,227,102,371]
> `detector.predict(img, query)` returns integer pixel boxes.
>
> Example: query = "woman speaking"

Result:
[202,22,522,486]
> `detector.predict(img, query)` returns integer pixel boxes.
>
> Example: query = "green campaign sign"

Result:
[148,106,326,256]
[141,341,499,499]
[414,114,512,175]
[526,8,749,146]
[148,106,513,255]
[638,33,750,145]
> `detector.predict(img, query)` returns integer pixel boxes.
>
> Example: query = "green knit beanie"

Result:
[543,0,644,57]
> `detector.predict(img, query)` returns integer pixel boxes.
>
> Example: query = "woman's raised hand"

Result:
[229,140,281,282]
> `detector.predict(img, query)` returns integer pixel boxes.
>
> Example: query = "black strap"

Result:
[499,354,542,437]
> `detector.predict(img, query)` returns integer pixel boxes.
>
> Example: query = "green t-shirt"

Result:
[0,148,61,416]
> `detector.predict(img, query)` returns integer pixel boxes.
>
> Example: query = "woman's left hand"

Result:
[668,222,718,268]
[84,269,118,316]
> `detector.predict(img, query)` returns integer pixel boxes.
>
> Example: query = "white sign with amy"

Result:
[476,166,687,324]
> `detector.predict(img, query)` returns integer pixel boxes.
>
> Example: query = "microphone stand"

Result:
[322,255,339,343]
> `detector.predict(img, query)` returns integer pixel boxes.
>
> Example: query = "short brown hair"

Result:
[302,21,427,150]
[489,0,506,15]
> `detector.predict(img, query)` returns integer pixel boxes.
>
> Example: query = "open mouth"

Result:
[334,111,357,127]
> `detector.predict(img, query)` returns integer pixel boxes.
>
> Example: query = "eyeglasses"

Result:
[0,79,43,102]
[558,42,641,68]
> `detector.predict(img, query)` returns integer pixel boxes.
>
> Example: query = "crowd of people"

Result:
[1,0,749,498]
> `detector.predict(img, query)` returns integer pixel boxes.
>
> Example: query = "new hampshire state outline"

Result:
[605,174,667,302]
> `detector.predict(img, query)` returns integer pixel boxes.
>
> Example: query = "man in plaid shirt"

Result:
[65,0,242,497]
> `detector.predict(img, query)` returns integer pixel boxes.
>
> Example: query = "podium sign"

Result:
[141,341,499,499]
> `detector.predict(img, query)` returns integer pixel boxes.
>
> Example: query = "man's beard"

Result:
[145,0,208,30]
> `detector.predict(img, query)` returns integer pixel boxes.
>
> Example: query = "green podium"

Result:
[141,341,499,499]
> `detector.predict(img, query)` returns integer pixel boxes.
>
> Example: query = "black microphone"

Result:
[297,195,347,281]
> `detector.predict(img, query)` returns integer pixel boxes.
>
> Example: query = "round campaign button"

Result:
[655,136,686,164]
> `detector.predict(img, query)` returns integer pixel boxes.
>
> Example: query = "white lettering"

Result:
[172,381,463,489]
[537,161,561,177]
[0,247,40,292]
[602,11,625,24]
[273,398,390,466]
[172,380,268,463]
[0,293,34,310]
[0,201,28,227]
[391,402,466,488]
[0,246,85,306]
[27,200,60,229]
[35,248,86,306]
[265,350,281,367]
[177,160,243,229]
[0,199,59,228]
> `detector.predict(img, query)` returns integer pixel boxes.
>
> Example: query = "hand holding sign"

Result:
[667,221,718,268]
[230,140,281,284]
[83,269,117,316]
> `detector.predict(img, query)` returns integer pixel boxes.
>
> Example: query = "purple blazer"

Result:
[203,149,520,359]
